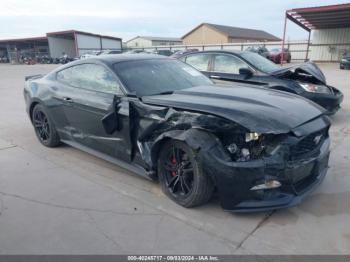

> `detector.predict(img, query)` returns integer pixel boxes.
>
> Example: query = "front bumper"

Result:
[202,134,330,212]
[302,87,344,115]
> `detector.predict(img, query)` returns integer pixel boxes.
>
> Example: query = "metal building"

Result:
[126,36,182,48]
[47,30,122,58]
[0,30,122,63]
[0,36,49,62]
[283,3,350,62]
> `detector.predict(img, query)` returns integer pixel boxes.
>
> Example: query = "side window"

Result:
[213,55,249,74]
[57,67,75,85]
[185,54,210,71]
[57,64,122,94]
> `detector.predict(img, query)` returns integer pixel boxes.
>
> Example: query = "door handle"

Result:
[210,75,221,79]
[63,97,73,102]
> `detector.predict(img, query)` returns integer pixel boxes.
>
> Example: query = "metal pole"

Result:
[73,32,79,57]
[281,12,287,66]
[305,30,311,61]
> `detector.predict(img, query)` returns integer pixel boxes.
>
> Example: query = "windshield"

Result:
[114,59,212,96]
[240,52,280,73]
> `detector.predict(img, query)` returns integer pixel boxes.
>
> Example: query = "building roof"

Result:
[286,3,350,30]
[46,30,122,41]
[126,36,182,43]
[0,30,122,43]
[182,23,281,41]
[0,36,48,43]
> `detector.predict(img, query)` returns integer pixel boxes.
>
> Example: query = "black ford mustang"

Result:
[177,50,343,114]
[24,55,331,212]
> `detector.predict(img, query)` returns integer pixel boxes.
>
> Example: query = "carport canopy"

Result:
[287,3,350,30]
[282,3,350,63]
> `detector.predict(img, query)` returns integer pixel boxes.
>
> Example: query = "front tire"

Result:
[158,140,214,208]
[32,104,60,147]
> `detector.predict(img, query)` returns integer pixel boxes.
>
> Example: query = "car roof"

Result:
[179,50,248,56]
[89,54,167,64]
[60,54,169,69]
[50,54,171,74]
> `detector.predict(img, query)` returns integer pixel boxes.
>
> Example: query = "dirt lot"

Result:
[0,63,349,254]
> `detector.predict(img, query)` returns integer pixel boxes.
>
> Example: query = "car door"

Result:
[56,63,131,161]
[208,54,267,86]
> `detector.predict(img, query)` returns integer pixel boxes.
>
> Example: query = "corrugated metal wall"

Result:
[76,34,122,55]
[311,28,350,61]
[48,36,76,58]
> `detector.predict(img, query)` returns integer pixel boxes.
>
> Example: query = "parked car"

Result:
[99,50,122,55]
[153,50,174,56]
[24,55,331,212]
[340,51,350,69]
[267,48,291,63]
[124,49,151,54]
[0,56,9,63]
[177,50,343,114]
[170,49,199,58]
[59,54,74,64]
[245,46,269,58]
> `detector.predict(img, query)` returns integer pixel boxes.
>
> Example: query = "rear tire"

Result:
[32,104,60,147]
[158,140,214,208]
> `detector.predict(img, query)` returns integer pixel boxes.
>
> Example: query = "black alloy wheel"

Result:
[158,140,214,208]
[32,104,60,147]
[33,110,50,143]
[163,144,194,197]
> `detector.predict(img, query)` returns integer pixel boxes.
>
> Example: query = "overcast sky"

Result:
[1,0,347,41]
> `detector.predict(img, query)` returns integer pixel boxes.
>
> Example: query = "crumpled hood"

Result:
[142,85,324,134]
[270,62,326,84]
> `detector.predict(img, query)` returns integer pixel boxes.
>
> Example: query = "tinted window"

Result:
[185,54,210,71]
[114,59,212,96]
[213,55,249,74]
[240,52,279,73]
[57,64,121,94]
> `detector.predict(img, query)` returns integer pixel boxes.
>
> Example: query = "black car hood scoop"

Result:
[270,62,326,84]
[142,85,324,134]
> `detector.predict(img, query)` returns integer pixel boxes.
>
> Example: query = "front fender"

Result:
[149,128,230,183]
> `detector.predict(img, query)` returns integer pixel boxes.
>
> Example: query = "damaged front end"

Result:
[203,116,331,212]
[104,95,331,212]
[271,62,343,114]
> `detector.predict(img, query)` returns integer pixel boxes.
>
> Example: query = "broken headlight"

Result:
[298,82,331,94]
[224,132,265,162]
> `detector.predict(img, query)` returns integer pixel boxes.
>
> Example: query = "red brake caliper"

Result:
[171,156,177,177]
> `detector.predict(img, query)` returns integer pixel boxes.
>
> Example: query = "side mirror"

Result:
[239,68,253,78]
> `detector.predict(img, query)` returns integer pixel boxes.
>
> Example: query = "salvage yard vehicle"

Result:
[177,50,343,114]
[245,46,269,58]
[340,51,350,69]
[170,49,199,59]
[267,48,291,63]
[24,55,331,212]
